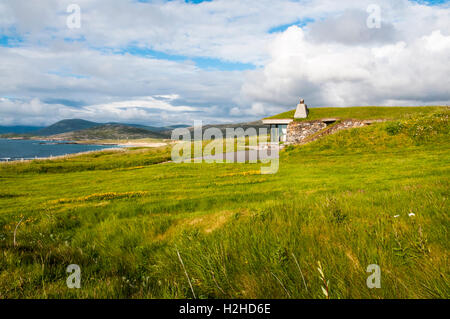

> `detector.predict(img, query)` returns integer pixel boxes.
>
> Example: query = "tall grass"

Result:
[0,109,448,298]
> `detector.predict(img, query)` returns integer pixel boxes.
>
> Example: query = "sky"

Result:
[0,0,449,126]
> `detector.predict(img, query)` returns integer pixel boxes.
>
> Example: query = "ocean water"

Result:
[0,139,120,161]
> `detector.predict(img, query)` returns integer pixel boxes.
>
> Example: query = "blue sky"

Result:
[0,29,23,47]
[268,18,315,33]
[411,0,449,4]
[113,46,256,71]
[0,0,449,126]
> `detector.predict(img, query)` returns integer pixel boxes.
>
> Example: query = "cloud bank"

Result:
[0,0,449,125]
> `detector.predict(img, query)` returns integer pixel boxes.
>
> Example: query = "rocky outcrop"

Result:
[287,119,385,145]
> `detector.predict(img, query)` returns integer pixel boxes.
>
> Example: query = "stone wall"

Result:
[286,121,327,144]
[286,119,385,144]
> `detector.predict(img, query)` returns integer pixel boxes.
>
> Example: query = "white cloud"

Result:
[0,0,449,125]
[89,98,197,112]
[241,25,450,111]
[306,9,398,45]
[0,44,245,125]
[0,96,213,126]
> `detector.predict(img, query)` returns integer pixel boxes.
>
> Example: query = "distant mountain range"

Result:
[0,118,269,140]
[32,119,190,137]
[51,124,168,140]
[34,119,101,136]
[0,119,190,139]
[0,125,45,134]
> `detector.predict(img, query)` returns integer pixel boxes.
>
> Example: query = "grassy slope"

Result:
[0,109,449,299]
[266,106,445,121]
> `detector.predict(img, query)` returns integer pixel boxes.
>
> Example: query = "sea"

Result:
[0,139,120,162]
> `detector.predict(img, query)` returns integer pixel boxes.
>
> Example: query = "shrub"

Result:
[384,109,449,143]
[405,111,449,143]
[385,121,404,135]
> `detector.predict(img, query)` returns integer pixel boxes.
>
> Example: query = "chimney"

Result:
[294,98,309,119]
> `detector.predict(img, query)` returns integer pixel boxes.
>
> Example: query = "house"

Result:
[263,100,381,144]
[262,99,310,142]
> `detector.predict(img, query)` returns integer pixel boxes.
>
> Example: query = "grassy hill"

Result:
[0,107,448,298]
[266,106,445,121]
[34,119,101,136]
[49,124,168,140]
[28,119,189,138]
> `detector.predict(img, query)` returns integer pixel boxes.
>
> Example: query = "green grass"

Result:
[265,106,446,121]
[0,146,173,174]
[0,110,449,298]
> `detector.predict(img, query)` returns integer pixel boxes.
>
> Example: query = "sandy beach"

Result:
[117,142,168,148]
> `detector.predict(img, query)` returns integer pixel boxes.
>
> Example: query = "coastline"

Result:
[33,137,169,148]
[1,136,169,147]
[0,138,171,164]
[0,147,126,164]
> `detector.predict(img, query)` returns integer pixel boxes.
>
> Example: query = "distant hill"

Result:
[49,124,168,140]
[0,125,44,134]
[164,121,270,139]
[1,118,266,140]
[34,119,102,136]
[31,119,190,137]
[114,123,190,132]
[201,121,269,135]
[48,121,267,141]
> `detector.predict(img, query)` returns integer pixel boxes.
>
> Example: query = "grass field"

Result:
[265,106,445,121]
[0,107,449,298]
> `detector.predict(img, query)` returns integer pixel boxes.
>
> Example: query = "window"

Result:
[270,124,288,142]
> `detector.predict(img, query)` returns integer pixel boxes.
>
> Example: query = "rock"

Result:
[286,118,386,144]
[287,121,326,143]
